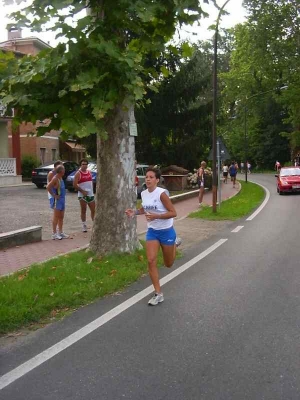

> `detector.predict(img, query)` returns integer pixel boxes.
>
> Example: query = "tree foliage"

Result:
[220,0,300,167]
[1,1,209,138]
[0,0,211,255]
[135,30,235,170]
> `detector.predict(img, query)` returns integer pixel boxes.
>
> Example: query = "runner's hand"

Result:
[125,208,134,218]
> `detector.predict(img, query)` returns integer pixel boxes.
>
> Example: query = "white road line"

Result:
[246,182,270,221]
[231,226,244,233]
[0,239,227,391]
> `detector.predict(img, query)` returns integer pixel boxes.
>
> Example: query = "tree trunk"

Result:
[90,105,138,255]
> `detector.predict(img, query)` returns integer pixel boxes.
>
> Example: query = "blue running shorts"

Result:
[146,226,176,245]
[50,197,65,211]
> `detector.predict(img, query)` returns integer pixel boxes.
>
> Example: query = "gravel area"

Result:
[0,184,231,246]
[0,184,94,240]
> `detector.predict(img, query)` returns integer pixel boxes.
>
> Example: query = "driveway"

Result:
[0,184,93,240]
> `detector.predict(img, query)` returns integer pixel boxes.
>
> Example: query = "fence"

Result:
[0,158,16,176]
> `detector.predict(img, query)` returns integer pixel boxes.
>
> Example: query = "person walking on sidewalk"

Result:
[47,165,69,240]
[222,163,228,183]
[197,161,206,207]
[73,159,95,232]
[229,161,237,188]
[125,167,181,306]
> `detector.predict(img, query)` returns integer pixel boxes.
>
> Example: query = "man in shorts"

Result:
[47,164,69,239]
[73,159,95,232]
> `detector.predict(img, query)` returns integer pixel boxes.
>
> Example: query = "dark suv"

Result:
[31,161,79,188]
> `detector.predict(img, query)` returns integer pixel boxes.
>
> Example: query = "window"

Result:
[51,149,57,161]
[40,148,46,164]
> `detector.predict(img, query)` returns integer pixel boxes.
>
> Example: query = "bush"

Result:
[22,155,39,178]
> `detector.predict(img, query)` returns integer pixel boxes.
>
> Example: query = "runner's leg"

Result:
[161,244,176,268]
[146,240,161,293]
[88,200,95,221]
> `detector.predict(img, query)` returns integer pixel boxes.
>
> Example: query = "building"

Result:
[0,26,86,186]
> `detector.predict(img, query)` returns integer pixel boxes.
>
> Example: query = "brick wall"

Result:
[8,121,60,164]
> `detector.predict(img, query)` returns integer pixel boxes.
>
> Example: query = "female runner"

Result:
[126,167,181,306]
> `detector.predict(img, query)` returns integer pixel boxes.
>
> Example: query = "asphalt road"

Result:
[1,174,300,399]
[0,184,94,239]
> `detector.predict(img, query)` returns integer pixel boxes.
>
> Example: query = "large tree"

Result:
[0,0,210,255]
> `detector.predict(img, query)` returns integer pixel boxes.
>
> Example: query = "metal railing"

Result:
[0,158,16,176]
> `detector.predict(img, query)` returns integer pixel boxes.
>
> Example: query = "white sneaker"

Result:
[52,233,62,240]
[199,203,202,207]
[148,293,164,306]
[59,232,69,239]
[175,237,182,247]
[82,224,87,232]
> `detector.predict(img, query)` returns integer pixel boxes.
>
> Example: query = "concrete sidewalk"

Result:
[0,182,240,276]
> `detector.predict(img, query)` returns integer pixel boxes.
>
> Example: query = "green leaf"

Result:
[181,42,194,58]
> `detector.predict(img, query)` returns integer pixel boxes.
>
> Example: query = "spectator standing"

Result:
[125,167,181,306]
[197,161,207,207]
[47,160,62,203]
[47,165,69,240]
[47,160,63,239]
[73,159,95,232]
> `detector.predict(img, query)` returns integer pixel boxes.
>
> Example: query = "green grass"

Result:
[0,244,165,334]
[189,180,265,220]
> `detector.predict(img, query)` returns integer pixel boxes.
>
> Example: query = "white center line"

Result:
[0,239,227,391]
[231,226,244,233]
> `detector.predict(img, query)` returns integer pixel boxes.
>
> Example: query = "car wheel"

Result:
[35,184,44,188]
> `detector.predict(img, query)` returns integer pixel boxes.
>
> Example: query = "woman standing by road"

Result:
[197,161,207,207]
[126,167,181,306]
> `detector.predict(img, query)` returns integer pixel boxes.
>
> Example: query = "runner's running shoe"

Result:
[148,293,164,306]
[175,237,182,247]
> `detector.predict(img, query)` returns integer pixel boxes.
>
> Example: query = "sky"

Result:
[0,0,247,46]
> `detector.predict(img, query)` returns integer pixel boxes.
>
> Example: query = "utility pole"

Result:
[212,0,231,212]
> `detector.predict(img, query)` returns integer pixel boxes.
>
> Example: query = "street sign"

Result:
[208,136,230,161]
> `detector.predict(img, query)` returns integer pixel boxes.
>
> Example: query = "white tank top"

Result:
[77,170,94,197]
[47,170,56,199]
[141,187,173,230]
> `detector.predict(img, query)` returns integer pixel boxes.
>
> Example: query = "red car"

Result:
[276,166,300,195]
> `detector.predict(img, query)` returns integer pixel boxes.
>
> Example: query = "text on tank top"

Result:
[141,186,173,230]
[78,170,94,197]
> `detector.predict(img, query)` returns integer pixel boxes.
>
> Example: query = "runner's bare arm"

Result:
[73,171,88,196]
[47,177,59,199]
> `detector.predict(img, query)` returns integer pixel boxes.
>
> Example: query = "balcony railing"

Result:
[0,158,16,176]
[0,100,14,118]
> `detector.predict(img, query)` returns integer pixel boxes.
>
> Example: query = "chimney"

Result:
[7,24,22,40]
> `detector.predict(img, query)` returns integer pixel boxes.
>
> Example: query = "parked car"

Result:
[275,166,300,195]
[136,163,165,198]
[136,164,150,198]
[65,162,97,192]
[32,161,79,188]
